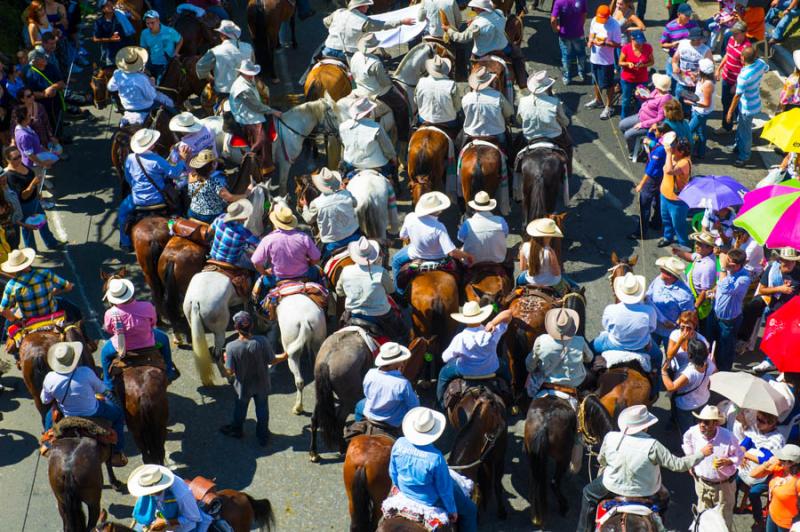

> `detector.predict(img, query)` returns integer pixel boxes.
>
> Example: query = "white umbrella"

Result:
[709,371,784,416]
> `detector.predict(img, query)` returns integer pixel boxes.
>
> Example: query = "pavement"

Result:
[0,1,783,531]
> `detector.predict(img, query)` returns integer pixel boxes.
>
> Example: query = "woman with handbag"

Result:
[750,444,800,532]
[661,337,716,433]
[186,150,244,223]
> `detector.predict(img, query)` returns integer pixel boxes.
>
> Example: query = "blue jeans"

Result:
[660,195,690,247]
[46,398,126,451]
[118,194,135,247]
[735,109,756,162]
[637,176,662,232]
[100,328,176,389]
[321,47,346,62]
[391,246,411,296]
[233,393,269,440]
[711,312,742,372]
[354,398,366,421]
[20,199,59,250]
[435,358,511,406]
[147,63,167,85]
[664,57,677,93]
[321,230,362,261]
[768,1,800,40]
[186,209,219,224]
[674,406,698,434]
[767,515,790,532]
[260,266,321,291]
[558,37,586,81]
[739,477,769,524]
[453,483,478,532]
[689,112,709,158]
[620,79,639,119]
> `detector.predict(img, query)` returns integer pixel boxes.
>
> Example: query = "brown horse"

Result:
[470,60,509,99]
[158,55,209,109]
[90,65,116,109]
[304,62,352,102]
[171,9,220,56]
[157,237,207,344]
[463,263,513,311]
[128,215,173,319]
[599,511,661,531]
[409,270,460,382]
[247,0,296,83]
[459,142,504,212]
[344,434,395,532]
[407,127,450,205]
[518,144,567,226]
[608,251,639,303]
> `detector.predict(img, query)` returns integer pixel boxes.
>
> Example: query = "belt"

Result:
[698,475,734,486]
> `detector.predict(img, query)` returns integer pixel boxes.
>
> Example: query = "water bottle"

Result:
[113,315,126,356]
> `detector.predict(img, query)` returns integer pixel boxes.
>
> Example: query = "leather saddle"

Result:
[396,257,459,291]
[124,205,170,237]
[343,418,401,443]
[203,259,253,299]
[171,217,210,247]
[40,415,118,454]
[600,486,670,514]
[443,377,512,413]
[186,476,223,516]
[109,346,166,378]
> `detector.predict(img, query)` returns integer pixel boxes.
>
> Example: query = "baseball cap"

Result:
[688,27,703,39]
[595,5,611,21]
[677,3,693,15]
[630,30,646,43]
[143,9,160,19]
[233,310,253,331]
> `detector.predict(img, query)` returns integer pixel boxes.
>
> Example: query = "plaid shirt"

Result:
[0,268,68,319]
[209,216,260,265]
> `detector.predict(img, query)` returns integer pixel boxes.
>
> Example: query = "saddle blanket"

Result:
[597,504,665,532]
[40,416,118,454]
[339,325,379,356]
[602,350,652,373]
[533,388,578,410]
[382,472,473,531]
[6,311,66,351]
[456,140,510,215]
[264,281,329,315]
[323,248,351,280]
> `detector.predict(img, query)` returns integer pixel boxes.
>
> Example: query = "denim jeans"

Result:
[591,331,662,366]
[738,477,769,524]
[233,393,269,440]
[118,194,135,247]
[711,312,742,372]
[767,515,790,532]
[689,112,710,158]
[321,47,347,62]
[558,37,586,81]
[186,209,219,224]
[435,358,511,405]
[453,482,478,532]
[321,230,362,261]
[147,63,167,85]
[391,246,412,296]
[579,476,612,532]
[619,115,647,154]
[768,1,800,40]
[620,79,639,119]
[674,405,698,434]
[735,109,756,162]
[45,399,127,451]
[720,79,736,131]
[665,57,677,93]
[100,328,176,389]
[637,177,662,233]
[259,266,321,291]
[21,199,59,250]
[660,195,690,247]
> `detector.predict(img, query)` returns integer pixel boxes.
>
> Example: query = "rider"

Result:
[436,302,513,406]
[457,191,508,265]
[299,168,361,261]
[578,405,712,532]
[187,150,244,223]
[321,0,415,62]
[645,256,694,368]
[139,10,183,83]
[208,199,260,270]
[128,464,211,531]
[517,218,566,292]
[118,128,183,252]
[100,277,180,389]
[417,0,463,39]
[107,46,175,126]
[339,97,397,180]
[353,342,420,437]
[461,66,514,149]
[41,342,128,466]
[195,20,254,99]
[168,111,217,177]
[414,56,461,131]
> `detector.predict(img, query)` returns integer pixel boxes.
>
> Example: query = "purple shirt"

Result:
[251,228,321,279]
[103,300,157,351]
[691,253,717,292]
[14,125,42,168]
[638,92,673,128]
[551,0,587,39]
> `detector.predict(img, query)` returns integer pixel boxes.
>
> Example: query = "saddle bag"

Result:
[171,217,210,246]
[343,419,401,443]
[187,476,223,517]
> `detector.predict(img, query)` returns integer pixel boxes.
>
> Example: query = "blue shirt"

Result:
[441,322,508,376]
[389,437,456,514]
[736,59,769,115]
[124,152,181,206]
[601,302,657,351]
[108,70,159,112]
[40,367,105,417]
[645,143,666,180]
[139,25,182,65]
[362,368,420,427]
[209,215,260,264]
[645,277,695,338]
[714,268,751,320]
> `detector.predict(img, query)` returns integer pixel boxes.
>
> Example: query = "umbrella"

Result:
[761,108,800,153]
[678,175,748,211]
[734,181,800,247]
[761,296,800,373]
[709,371,784,415]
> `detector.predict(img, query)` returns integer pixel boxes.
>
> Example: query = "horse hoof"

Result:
[531,517,542,528]
[510,405,520,416]
[292,405,304,415]
[309,453,320,463]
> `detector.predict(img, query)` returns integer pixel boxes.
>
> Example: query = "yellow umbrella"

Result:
[761,108,800,153]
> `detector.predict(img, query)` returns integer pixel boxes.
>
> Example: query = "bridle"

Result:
[448,392,505,471]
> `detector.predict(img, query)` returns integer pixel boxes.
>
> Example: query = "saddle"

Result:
[463,261,514,287]
[443,377,511,414]
[124,205,170,237]
[323,247,353,286]
[185,476,223,516]
[514,138,568,174]
[396,257,459,291]
[343,418,401,443]
[5,310,67,354]
[170,217,210,247]
[108,345,166,379]
[203,259,253,299]
[260,280,329,321]
[312,57,352,80]
[40,416,118,454]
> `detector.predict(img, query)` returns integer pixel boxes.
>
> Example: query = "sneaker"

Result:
[600,107,613,120]
[575,72,585,83]
[219,425,244,438]
[562,75,570,86]
[584,98,603,109]
[733,159,748,168]
[753,360,776,373]
[656,238,673,247]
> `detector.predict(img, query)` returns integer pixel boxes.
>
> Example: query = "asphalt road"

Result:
[0,1,782,530]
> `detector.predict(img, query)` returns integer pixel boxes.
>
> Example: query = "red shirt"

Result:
[620,43,653,84]
[720,38,751,85]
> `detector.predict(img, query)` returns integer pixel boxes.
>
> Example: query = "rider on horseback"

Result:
[415,56,461,131]
[167,112,217,177]
[299,168,361,261]
[108,46,175,126]
[321,0,415,62]
[417,0,463,39]
[195,20,254,99]
[461,66,513,149]
[208,199,260,270]
[458,191,508,265]
[128,464,212,531]
[140,11,183,84]
[577,405,712,532]
[517,218,567,292]
[339,97,398,180]
[186,150,243,223]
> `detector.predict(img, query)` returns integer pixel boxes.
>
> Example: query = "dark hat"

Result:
[233,310,253,331]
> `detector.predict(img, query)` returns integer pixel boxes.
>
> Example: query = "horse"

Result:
[158,55,209,110]
[171,9,220,57]
[247,0,296,84]
[407,127,450,205]
[347,170,400,242]
[90,64,116,109]
[459,142,508,215]
[517,144,568,226]
[130,215,173,320]
[463,263,513,311]
[608,251,639,303]
[576,393,616,452]
[598,508,663,531]
[304,62,352,103]
[110,106,174,197]
[344,434,395,532]
[408,270,460,382]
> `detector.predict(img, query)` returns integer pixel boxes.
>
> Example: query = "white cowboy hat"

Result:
[617,404,658,435]
[778,247,800,261]
[350,97,377,121]
[104,278,136,305]
[402,407,446,446]
[699,58,715,75]
[613,272,647,304]
[189,149,218,169]
[451,300,493,325]
[776,444,800,463]
[692,404,725,422]
[467,191,497,212]
[169,111,203,133]
[1,248,36,274]
[468,0,494,10]
[527,69,555,95]
[415,191,451,216]
[224,198,253,223]
[652,73,671,93]
[216,19,241,40]
[794,50,800,71]
[127,464,176,497]
[348,0,373,8]
[47,342,84,375]
[769,379,796,421]
[375,342,412,368]
[655,256,686,279]
[348,236,380,266]
[237,59,261,76]
[425,55,452,79]
[526,218,563,238]
[544,308,579,341]
[312,167,343,194]
[130,128,161,154]
[357,33,382,55]
[468,66,496,91]
[690,231,716,247]
[269,205,298,230]
[115,46,148,73]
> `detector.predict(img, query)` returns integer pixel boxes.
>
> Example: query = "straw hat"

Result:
[402,407,446,446]
[595,4,611,22]
[468,191,497,212]
[613,272,646,304]
[526,218,563,238]
[269,205,298,230]
[778,247,800,261]
[127,464,175,497]
[776,444,800,463]
[692,405,725,422]
[468,0,494,11]
[357,33,382,55]
[115,46,148,73]
[652,73,671,93]
[527,69,555,95]
[375,342,412,368]
[348,0,373,8]
[655,256,686,279]
[451,301,493,325]
[237,59,261,76]
[312,168,343,194]
[415,191,451,216]
[690,231,716,247]
[545,308,579,341]
[425,55,452,79]
[130,128,161,154]
[169,111,203,133]
[224,199,253,223]
[1,248,36,274]
[348,236,380,265]
[350,97,377,121]
[216,20,241,40]
[468,66,496,91]
[617,405,658,435]
[47,342,84,375]
[189,149,218,169]
[104,278,135,305]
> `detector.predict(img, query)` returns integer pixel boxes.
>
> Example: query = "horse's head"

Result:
[90,64,115,109]
[318,92,341,136]
[404,336,436,383]
[100,267,129,295]
[408,173,433,205]
[294,174,320,207]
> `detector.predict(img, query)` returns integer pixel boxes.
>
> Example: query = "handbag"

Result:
[135,155,183,212]
[757,166,788,189]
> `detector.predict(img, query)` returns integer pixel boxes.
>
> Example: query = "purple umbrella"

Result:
[678,175,749,211]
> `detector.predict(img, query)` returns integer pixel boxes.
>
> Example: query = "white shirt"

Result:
[674,360,715,411]
[400,212,456,260]
[418,0,462,38]
[734,421,785,486]
[667,329,709,372]
[229,75,268,125]
[457,211,508,264]
[449,9,508,56]
[589,18,621,66]
[339,118,395,168]
[336,263,394,316]
[743,237,765,277]
[207,39,252,93]
[517,92,568,141]
[521,243,561,286]
[301,190,359,243]
[350,51,393,97]
[323,8,367,53]
[691,79,715,116]
[415,76,458,124]
[676,40,710,87]
[461,88,511,137]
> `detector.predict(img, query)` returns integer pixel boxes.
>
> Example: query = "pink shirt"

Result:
[638,92,673,129]
[250,229,321,279]
[682,424,743,482]
[103,300,157,351]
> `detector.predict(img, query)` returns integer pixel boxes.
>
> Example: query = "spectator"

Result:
[779,50,800,112]
[659,136,692,249]
[10,89,59,161]
[139,10,183,83]
[705,0,744,50]
[663,98,692,144]
[673,231,718,333]
[93,0,126,67]
[550,0,588,85]
[618,30,653,119]
[734,225,765,279]
[26,0,55,47]
[708,248,750,371]
[611,0,646,46]
[686,58,715,159]
[660,4,698,85]
[618,73,672,155]
[666,0,690,20]
[12,105,58,180]
[664,310,710,372]
[23,49,66,138]
[672,27,712,109]
[585,5,621,120]
[750,445,800,532]
[743,0,767,42]
[661,338,715,433]
[0,147,25,250]
[631,122,669,239]
[716,22,750,134]
[727,45,768,167]
[645,256,695,356]
[767,0,799,44]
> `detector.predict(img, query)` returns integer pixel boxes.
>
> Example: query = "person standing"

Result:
[658,136,692,249]
[618,30,654,119]
[672,231,718,333]
[671,27,712,104]
[139,10,182,83]
[686,58,716,159]
[92,0,125,66]
[715,22,750,134]
[645,256,695,358]
[660,4,698,85]
[585,5,622,120]
[631,123,669,240]
[727,46,768,168]
[750,444,800,532]
[661,338,715,432]
[708,248,750,371]
[550,0,588,85]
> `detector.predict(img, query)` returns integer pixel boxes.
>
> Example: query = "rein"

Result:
[448,394,505,471]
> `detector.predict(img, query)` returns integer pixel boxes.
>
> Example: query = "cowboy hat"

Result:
[47,342,84,375]
[425,55,452,79]
[115,46,148,73]
[690,231,716,247]
[357,33,382,55]
[527,69,555,95]
[617,404,658,435]
[216,19,241,40]
[1,248,36,274]
[269,205,298,230]
[468,66,496,91]
[127,464,175,497]
[652,73,671,93]
[468,191,497,212]
[350,97,377,121]
[776,444,800,463]
[468,0,494,11]
[169,111,203,133]
[613,272,647,304]
[402,407,446,446]
[130,128,161,154]
[451,300,493,325]
[545,308,579,341]
[348,236,380,265]
[375,342,412,368]
[224,198,253,223]
[311,167,343,194]
[348,0,373,8]
[692,404,725,422]
[415,191,451,216]
[237,59,261,76]
[778,247,800,261]
[526,218,563,238]
[655,256,686,279]
[189,149,218,169]
[104,278,136,305]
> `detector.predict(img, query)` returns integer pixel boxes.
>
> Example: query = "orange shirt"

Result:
[743,7,766,41]
[768,466,800,529]
[659,159,692,201]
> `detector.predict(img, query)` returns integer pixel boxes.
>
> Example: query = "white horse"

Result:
[346,169,399,241]
[392,40,455,119]
[689,504,728,531]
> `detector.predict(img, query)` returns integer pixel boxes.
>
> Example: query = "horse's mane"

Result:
[395,42,430,77]
[449,392,504,466]
[578,394,614,446]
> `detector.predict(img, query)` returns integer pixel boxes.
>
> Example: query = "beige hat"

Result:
[216,19,241,40]
[467,191,497,212]
[224,198,253,223]
[169,111,203,133]
[348,236,380,266]
[468,0,494,10]
[778,247,800,261]
[348,0,373,8]
[617,404,658,435]
[545,308,579,341]
[468,66,496,91]
[402,407,446,446]
[269,205,298,230]
[104,278,136,305]
[692,404,725,422]
[451,300,493,325]
[526,218,563,238]
[652,73,671,93]
[775,444,800,463]
[690,231,716,247]
[115,46,148,73]
[375,342,412,368]
[47,342,84,375]
[1,248,36,274]
[237,59,261,76]
[425,55,452,79]
[655,256,686,279]
[189,149,218,169]
[130,128,161,154]
[127,464,176,497]
[613,272,647,304]
[357,33,382,55]
[312,167,343,194]
[527,69,555,95]
[350,97,377,121]
[415,191,451,216]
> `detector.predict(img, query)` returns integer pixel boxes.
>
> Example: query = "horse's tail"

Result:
[528,420,549,521]
[138,371,168,464]
[284,318,312,358]
[360,185,384,240]
[188,299,215,386]
[148,237,165,303]
[350,465,373,532]
[245,493,276,532]
[162,260,181,328]
[305,76,324,101]
[314,361,340,449]
[522,154,548,222]
[246,0,270,73]
[62,469,87,532]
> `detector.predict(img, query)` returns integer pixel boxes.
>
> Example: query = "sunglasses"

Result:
[7,155,20,161]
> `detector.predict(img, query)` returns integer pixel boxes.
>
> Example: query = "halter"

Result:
[447,392,505,471]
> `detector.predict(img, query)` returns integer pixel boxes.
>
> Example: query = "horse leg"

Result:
[290,11,297,49]
[310,409,320,462]
[213,329,227,379]
[494,450,507,520]
[287,352,305,415]
[552,458,569,516]
[105,458,124,492]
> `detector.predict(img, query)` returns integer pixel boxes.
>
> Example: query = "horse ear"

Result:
[100,270,110,281]
[629,254,639,267]
[553,212,567,226]
[610,251,619,265]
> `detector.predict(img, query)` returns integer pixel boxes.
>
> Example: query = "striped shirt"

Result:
[660,20,698,56]
[720,38,751,85]
[209,215,260,265]
[736,59,769,115]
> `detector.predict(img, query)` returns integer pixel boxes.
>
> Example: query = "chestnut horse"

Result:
[407,127,450,205]
[409,270,460,382]
[172,9,220,57]
[344,434,395,532]
[464,263,513,311]
[305,63,352,102]
[247,0,296,83]
[131,216,173,319]
[459,142,506,214]
[158,237,207,345]
[90,65,115,109]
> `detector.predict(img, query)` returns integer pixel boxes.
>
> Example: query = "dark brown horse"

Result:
[128,214,173,319]
[608,251,639,303]
[599,511,661,531]
[463,263,513,311]
[171,10,220,57]
[409,270,460,382]
[518,145,567,226]
[344,434,395,532]
[158,55,209,109]
[247,0,296,83]
[90,65,116,109]
[407,128,450,205]
[157,236,207,345]
[459,143,504,213]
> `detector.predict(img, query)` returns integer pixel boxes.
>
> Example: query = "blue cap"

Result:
[677,3,693,14]
[688,26,703,39]
[630,30,646,43]
[143,9,160,19]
